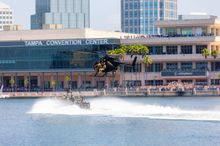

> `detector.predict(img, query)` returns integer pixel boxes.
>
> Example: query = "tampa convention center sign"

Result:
[24,39,114,47]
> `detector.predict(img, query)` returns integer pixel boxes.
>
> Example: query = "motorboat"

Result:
[63,91,90,109]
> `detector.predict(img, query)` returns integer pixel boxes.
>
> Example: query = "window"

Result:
[181,46,192,54]
[211,79,220,85]
[166,46,177,54]
[211,62,220,71]
[181,62,192,70]
[149,46,163,55]
[181,28,193,35]
[196,45,207,54]
[181,80,193,84]
[125,80,142,87]
[195,80,208,85]
[145,80,163,86]
[146,63,163,72]
[196,62,207,70]
[124,64,142,73]
[166,63,178,70]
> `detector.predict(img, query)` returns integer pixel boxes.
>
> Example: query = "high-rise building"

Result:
[31,0,90,30]
[0,1,13,31]
[121,0,177,35]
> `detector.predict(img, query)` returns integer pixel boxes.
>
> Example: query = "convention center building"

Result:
[0,28,138,91]
[1,15,220,91]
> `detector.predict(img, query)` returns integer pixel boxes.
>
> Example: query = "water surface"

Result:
[1,97,220,146]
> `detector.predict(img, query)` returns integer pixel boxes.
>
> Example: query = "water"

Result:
[1,97,220,146]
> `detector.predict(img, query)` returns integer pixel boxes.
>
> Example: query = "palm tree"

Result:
[202,48,210,59]
[24,78,29,91]
[9,78,15,92]
[108,45,127,59]
[50,79,56,91]
[108,44,151,88]
[143,55,152,86]
[211,49,219,59]
[64,75,71,89]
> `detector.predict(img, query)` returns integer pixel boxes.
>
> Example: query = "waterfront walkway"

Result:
[2,87,220,98]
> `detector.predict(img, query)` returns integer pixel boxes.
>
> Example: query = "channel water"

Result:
[1,96,220,146]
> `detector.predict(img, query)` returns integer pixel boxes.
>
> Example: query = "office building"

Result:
[31,0,90,30]
[0,1,13,31]
[121,0,177,35]
[122,15,220,86]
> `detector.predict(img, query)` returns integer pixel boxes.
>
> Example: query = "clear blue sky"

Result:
[1,0,220,31]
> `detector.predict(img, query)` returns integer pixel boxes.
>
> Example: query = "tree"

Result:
[9,78,15,92]
[24,78,29,88]
[50,79,56,91]
[108,45,127,59]
[144,55,152,66]
[24,78,29,91]
[64,75,71,89]
[211,49,219,59]
[108,44,151,87]
[202,48,210,59]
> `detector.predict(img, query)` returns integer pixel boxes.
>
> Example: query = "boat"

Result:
[63,91,90,109]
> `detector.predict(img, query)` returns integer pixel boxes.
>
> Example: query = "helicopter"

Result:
[93,54,137,77]
[61,50,137,77]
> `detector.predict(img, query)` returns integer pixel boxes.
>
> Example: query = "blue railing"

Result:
[161,70,207,77]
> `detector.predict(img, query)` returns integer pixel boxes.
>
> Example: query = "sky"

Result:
[1,0,220,31]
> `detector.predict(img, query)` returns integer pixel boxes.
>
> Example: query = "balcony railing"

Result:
[161,70,207,77]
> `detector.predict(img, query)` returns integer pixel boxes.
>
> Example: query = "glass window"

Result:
[166,63,178,70]
[145,80,163,86]
[125,80,142,87]
[149,46,163,55]
[211,62,220,71]
[181,28,193,36]
[181,46,192,54]
[181,62,192,70]
[146,63,163,72]
[124,64,142,73]
[166,46,178,54]
[195,80,208,85]
[196,62,208,70]
[211,79,220,85]
[196,45,207,54]
[0,39,120,71]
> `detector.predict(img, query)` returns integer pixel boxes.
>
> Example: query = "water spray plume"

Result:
[28,97,220,121]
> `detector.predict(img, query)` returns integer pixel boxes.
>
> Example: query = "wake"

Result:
[28,97,220,121]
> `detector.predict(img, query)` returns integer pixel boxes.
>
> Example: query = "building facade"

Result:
[0,29,139,91]
[0,1,13,31]
[121,0,177,35]
[31,0,90,30]
[1,16,220,91]
[121,15,220,87]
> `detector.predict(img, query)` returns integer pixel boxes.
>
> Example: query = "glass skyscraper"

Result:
[31,0,90,29]
[121,0,177,35]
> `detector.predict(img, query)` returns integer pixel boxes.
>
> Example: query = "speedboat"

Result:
[63,91,90,109]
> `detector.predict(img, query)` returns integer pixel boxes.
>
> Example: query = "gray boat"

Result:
[63,91,90,109]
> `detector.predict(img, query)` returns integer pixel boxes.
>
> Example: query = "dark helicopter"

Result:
[93,55,137,77]
[61,50,137,77]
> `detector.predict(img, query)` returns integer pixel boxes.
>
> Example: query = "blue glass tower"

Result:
[31,0,90,29]
[121,0,177,35]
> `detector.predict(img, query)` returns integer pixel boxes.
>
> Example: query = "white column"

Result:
[192,45,196,54]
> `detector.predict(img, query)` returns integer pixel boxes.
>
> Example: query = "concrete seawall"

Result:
[1,90,220,99]
[1,91,101,98]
